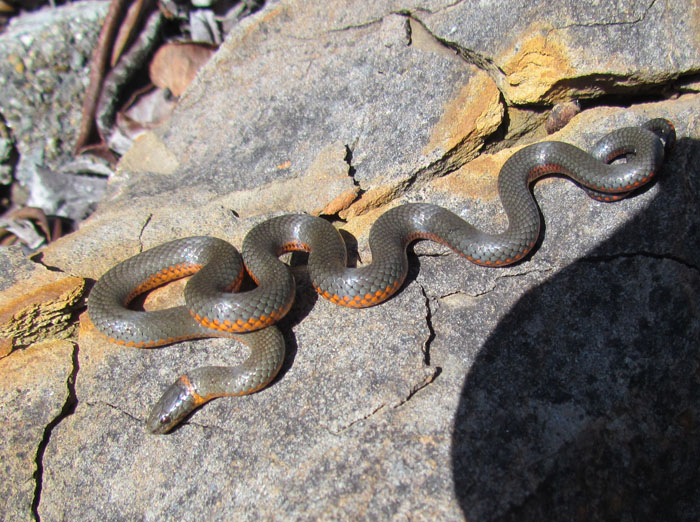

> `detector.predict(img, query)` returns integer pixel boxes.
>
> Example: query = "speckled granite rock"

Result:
[0,2,108,195]
[2,0,699,520]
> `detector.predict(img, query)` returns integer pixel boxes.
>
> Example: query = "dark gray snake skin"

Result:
[88,118,675,433]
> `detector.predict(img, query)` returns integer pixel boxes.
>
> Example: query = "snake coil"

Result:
[88,118,675,433]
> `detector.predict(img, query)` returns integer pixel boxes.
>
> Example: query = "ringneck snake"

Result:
[88,118,675,433]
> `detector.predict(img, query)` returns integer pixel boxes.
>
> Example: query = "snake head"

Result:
[146,375,198,434]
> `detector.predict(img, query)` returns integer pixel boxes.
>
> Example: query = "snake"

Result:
[88,118,675,434]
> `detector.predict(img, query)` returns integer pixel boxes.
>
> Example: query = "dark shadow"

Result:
[452,137,700,521]
[273,261,317,379]
[337,229,360,267]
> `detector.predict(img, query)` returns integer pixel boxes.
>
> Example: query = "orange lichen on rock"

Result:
[500,31,575,104]
[430,147,518,202]
[339,184,402,221]
[0,275,85,357]
[424,72,504,162]
[319,187,361,217]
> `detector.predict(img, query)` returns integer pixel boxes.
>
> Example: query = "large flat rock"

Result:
[2,0,699,519]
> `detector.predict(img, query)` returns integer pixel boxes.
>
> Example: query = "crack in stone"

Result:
[478,268,555,295]
[414,0,468,14]
[390,370,439,410]
[437,267,555,299]
[327,369,440,433]
[343,144,359,187]
[100,401,145,424]
[137,213,153,252]
[550,0,658,31]
[436,289,468,301]
[327,17,384,34]
[402,13,507,96]
[419,284,436,366]
[327,403,388,435]
[580,251,700,273]
[26,254,65,273]
[328,286,441,435]
[31,342,79,521]
[178,419,242,435]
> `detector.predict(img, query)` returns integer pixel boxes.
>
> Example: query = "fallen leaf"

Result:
[109,85,176,153]
[0,206,54,249]
[111,0,156,67]
[0,1,16,14]
[149,42,217,97]
[75,0,131,154]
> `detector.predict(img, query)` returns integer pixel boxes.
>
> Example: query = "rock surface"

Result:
[0,246,85,356]
[0,1,109,218]
[0,340,75,522]
[2,0,700,520]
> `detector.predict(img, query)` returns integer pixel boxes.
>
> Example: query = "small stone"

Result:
[545,100,582,134]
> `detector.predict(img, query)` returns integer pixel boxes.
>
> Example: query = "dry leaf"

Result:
[0,1,16,14]
[75,0,131,155]
[121,85,176,127]
[95,9,164,157]
[149,42,216,97]
[111,0,156,67]
[109,85,176,153]
[0,206,55,249]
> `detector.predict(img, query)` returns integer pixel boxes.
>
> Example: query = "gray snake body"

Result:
[88,118,675,433]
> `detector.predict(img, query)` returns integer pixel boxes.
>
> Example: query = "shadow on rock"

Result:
[451,137,700,521]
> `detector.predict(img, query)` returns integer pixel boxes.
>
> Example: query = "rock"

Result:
[417,0,700,104]
[40,4,502,267]
[0,339,76,521]
[0,118,15,185]
[0,1,109,216]
[0,246,85,357]
[3,0,700,520]
[451,257,700,521]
